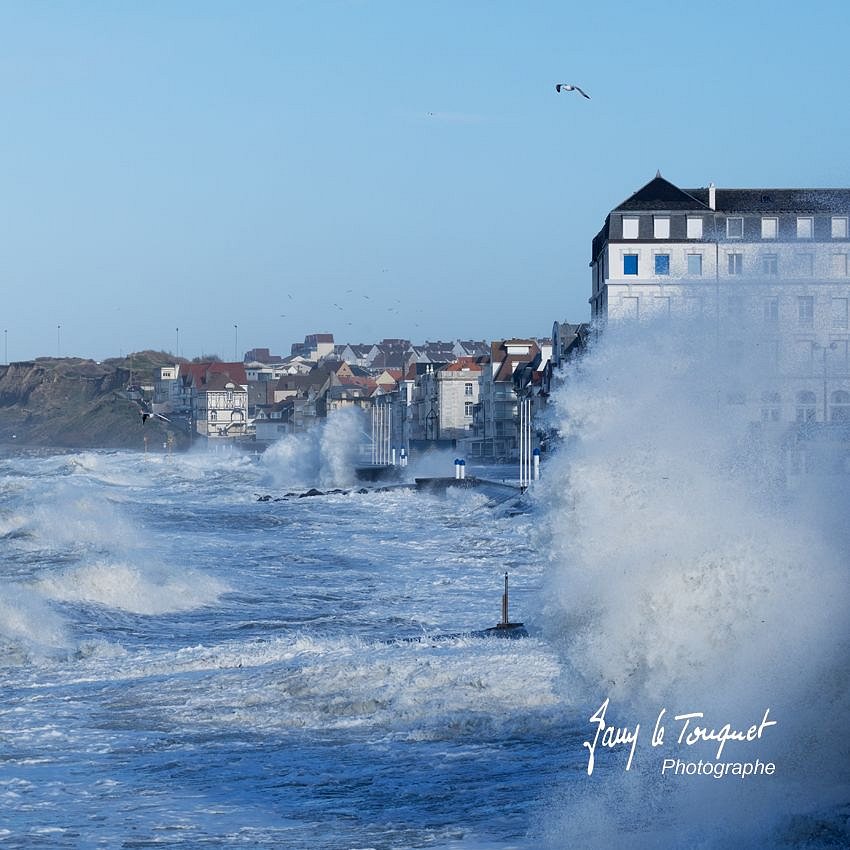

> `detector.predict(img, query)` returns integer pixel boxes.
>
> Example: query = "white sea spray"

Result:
[535,319,850,847]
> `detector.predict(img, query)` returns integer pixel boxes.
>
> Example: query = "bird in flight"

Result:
[141,410,170,425]
[555,83,590,99]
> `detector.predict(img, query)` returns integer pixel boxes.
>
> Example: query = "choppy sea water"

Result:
[3,323,850,849]
[0,446,571,849]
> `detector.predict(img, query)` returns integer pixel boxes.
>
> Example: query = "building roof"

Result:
[594,175,850,262]
[200,374,246,392]
[613,174,850,215]
[443,356,483,373]
[181,362,248,387]
[274,369,332,394]
[456,339,490,357]
[614,174,708,212]
[489,340,540,382]
[704,188,850,214]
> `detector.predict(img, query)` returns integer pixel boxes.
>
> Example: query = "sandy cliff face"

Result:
[0,359,186,450]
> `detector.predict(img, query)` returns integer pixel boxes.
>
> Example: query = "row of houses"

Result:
[152,328,588,458]
[152,173,850,465]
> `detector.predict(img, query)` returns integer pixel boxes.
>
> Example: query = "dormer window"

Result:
[622,216,639,239]
[727,217,743,238]
[687,217,703,239]
[796,217,813,238]
[761,217,778,239]
[653,216,670,239]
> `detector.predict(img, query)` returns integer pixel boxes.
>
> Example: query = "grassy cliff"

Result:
[0,355,191,450]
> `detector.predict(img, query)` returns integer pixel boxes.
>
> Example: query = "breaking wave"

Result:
[37,560,228,616]
[261,407,367,489]
[536,319,850,848]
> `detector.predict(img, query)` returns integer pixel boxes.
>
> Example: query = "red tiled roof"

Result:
[489,340,540,382]
[180,362,248,387]
[443,356,482,373]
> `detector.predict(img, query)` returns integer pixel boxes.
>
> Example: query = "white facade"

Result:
[153,365,183,412]
[411,362,481,443]
[192,381,249,438]
[591,176,850,424]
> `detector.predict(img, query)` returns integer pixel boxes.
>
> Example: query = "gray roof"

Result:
[614,175,708,212]
[613,175,850,215]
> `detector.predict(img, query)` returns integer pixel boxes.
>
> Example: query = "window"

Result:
[687,217,703,239]
[796,391,817,423]
[624,254,638,275]
[728,253,743,275]
[761,392,781,423]
[796,217,813,239]
[464,401,473,417]
[795,253,813,276]
[831,254,848,277]
[464,382,474,396]
[687,253,703,275]
[798,295,814,326]
[763,297,779,324]
[727,217,743,238]
[761,217,778,239]
[622,216,639,239]
[831,390,850,422]
[761,254,778,276]
[832,298,848,329]
[654,254,670,275]
[832,216,848,238]
[654,216,670,239]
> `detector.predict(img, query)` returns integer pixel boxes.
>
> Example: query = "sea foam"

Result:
[536,319,850,848]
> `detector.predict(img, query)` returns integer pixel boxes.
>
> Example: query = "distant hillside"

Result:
[0,355,191,451]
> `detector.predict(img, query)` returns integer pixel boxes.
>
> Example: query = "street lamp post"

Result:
[4,329,7,365]
[234,324,238,362]
[57,325,61,358]
[176,327,180,359]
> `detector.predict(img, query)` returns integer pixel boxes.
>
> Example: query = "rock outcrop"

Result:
[0,357,189,450]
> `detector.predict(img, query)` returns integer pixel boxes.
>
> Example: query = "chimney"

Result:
[708,182,716,211]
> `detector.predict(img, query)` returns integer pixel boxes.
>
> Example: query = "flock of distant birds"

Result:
[144,84,590,356]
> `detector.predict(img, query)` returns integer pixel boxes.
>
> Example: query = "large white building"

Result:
[590,174,850,424]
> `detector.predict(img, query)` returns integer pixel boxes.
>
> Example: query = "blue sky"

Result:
[2,0,849,362]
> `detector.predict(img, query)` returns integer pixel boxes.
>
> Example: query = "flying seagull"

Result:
[117,393,172,425]
[141,410,170,425]
[555,83,590,99]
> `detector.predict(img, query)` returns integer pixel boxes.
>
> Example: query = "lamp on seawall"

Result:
[813,341,838,422]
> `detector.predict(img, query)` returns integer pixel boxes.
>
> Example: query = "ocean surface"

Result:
[3,325,850,849]
[0,444,572,849]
